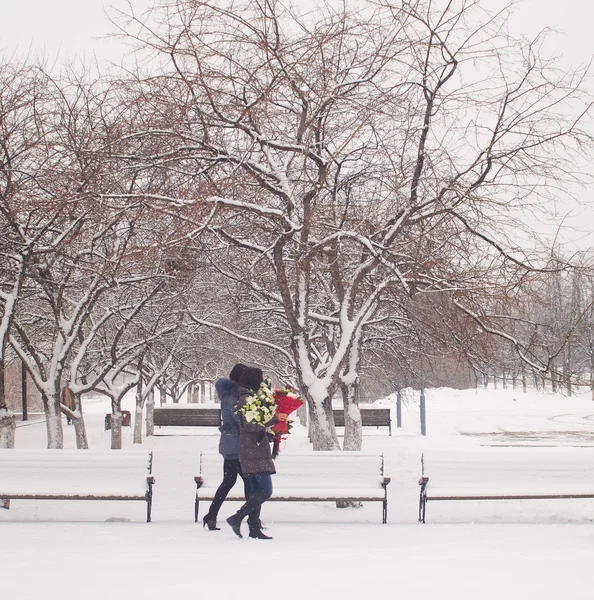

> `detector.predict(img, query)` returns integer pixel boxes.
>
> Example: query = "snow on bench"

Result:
[333,407,392,435]
[418,447,594,523]
[153,405,221,427]
[194,451,391,523]
[0,449,156,522]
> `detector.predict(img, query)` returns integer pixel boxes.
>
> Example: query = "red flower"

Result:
[270,387,304,456]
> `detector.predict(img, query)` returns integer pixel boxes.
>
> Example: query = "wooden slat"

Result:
[332,408,391,428]
[154,407,221,427]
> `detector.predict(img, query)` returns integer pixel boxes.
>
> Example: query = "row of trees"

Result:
[1,0,593,451]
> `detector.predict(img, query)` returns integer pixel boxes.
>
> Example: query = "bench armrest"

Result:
[382,477,391,486]
[147,476,156,485]
[194,476,204,489]
[418,476,429,486]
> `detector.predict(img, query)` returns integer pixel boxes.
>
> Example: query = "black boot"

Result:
[249,526,272,540]
[203,515,220,531]
[226,513,244,538]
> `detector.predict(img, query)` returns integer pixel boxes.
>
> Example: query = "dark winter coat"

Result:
[216,378,242,460]
[236,386,278,475]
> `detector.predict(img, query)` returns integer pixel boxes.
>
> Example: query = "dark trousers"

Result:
[205,458,250,519]
[234,473,273,529]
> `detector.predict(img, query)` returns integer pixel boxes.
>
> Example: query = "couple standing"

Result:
[202,363,287,539]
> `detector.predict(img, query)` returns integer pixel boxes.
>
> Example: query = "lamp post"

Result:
[21,358,28,421]
[420,376,426,436]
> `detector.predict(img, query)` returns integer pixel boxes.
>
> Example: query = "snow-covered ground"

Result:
[2,386,594,600]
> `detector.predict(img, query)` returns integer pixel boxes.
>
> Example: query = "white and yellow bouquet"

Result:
[237,376,277,427]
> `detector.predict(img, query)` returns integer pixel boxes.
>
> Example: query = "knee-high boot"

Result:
[227,493,267,538]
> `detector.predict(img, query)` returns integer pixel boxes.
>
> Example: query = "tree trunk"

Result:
[71,392,88,449]
[42,392,64,449]
[0,407,14,509]
[296,401,307,427]
[133,377,144,444]
[61,388,88,449]
[0,359,16,452]
[110,401,123,449]
[145,387,155,437]
[551,363,558,393]
[0,409,15,449]
[306,397,340,451]
[340,381,362,451]
[133,404,143,444]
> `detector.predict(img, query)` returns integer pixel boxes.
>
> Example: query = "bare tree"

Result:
[112,0,592,450]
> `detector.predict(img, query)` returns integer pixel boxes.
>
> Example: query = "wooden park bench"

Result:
[194,451,391,523]
[0,449,155,522]
[333,407,392,435]
[153,405,221,427]
[418,447,594,523]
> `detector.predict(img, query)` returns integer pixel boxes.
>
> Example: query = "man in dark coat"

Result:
[202,364,250,530]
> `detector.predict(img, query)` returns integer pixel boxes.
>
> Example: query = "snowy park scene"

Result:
[1,0,594,599]
[3,386,594,600]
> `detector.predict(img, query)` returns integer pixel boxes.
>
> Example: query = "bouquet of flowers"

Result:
[236,377,305,458]
[236,376,276,426]
[270,385,304,457]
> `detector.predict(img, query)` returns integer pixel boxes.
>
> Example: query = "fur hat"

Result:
[238,366,264,392]
[229,363,248,383]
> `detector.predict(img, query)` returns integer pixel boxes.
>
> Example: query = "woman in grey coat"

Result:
[202,364,251,530]
[226,367,287,540]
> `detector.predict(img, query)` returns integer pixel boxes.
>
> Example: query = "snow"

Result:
[0,449,152,498]
[2,386,594,600]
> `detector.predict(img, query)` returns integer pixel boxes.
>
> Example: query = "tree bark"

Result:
[70,392,88,449]
[42,392,64,449]
[0,358,16,453]
[341,381,363,451]
[145,387,155,437]
[110,411,123,450]
[133,375,144,444]
[306,397,340,451]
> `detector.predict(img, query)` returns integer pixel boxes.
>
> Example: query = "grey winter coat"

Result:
[216,378,241,460]
[236,386,278,475]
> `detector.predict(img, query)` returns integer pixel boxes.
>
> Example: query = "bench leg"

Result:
[418,489,426,523]
[147,483,153,523]
[382,484,388,524]
[194,495,199,523]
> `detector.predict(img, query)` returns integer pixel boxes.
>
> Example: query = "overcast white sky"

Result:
[1,0,593,249]
[1,0,593,66]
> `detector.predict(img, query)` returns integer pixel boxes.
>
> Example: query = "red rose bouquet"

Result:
[270,386,304,457]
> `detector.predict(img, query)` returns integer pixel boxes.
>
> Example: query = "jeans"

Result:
[206,458,250,519]
[248,473,273,499]
[235,473,273,528]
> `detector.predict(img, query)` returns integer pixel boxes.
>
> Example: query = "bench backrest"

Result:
[332,408,391,428]
[421,447,594,495]
[154,406,221,427]
[199,451,386,489]
[0,449,153,497]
